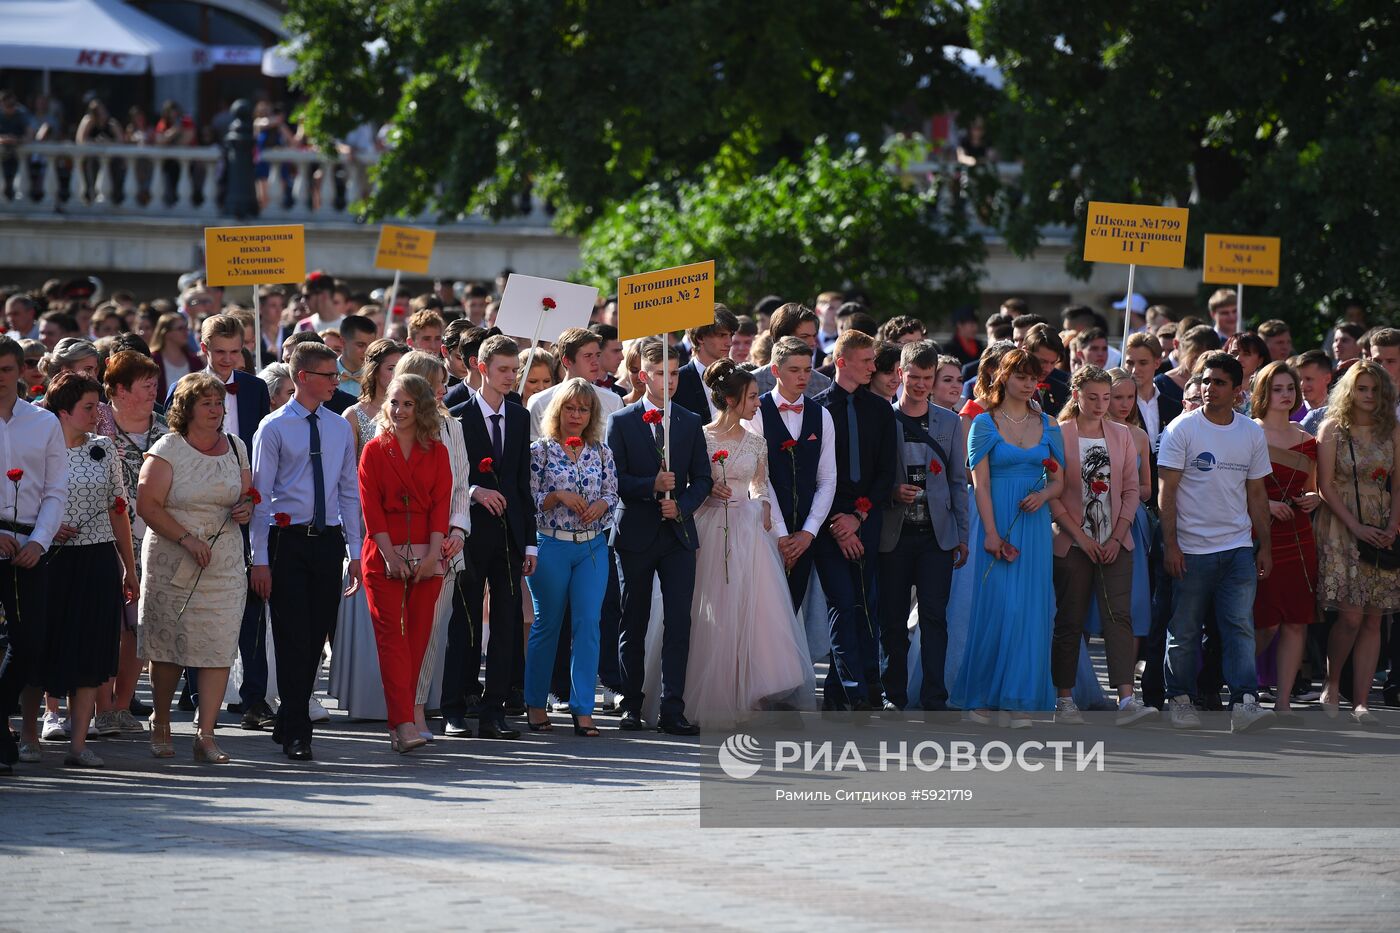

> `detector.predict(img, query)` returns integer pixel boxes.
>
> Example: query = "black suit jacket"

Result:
[325,388,357,416]
[813,383,897,519]
[451,392,535,554]
[165,369,270,452]
[445,381,520,411]
[671,359,711,419]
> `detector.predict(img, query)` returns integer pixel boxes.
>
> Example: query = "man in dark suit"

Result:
[671,303,738,419]
[607,337,711,734]
[812,330,897,711]
[167,314,275,728]
[442,334,536,739]
[442,325,499,410]
[1023,323,1070,417]
[751,302,833,398]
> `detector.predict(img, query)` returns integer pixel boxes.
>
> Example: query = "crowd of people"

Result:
[0,268,1393,773]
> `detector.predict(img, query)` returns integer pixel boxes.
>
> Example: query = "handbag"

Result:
[384,542,447,578]
[1347,435,1400,569]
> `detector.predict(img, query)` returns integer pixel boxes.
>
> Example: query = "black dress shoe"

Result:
[658,715,701,736]
[284,739,313,761]
[442,716,473,737]
[227,702,245,715]
[618,711,645,731]
[177,694,196,712]
[241,701,276,730]
[477,717,521,740]
[128,697,152,718]
[503,691,527,717]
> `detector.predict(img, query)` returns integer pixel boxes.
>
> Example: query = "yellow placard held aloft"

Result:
[617,260,716,341]
[1203,233,1280,287]
[1083,201,1189,269]
[374,224,437,275]
[203,224,306,286]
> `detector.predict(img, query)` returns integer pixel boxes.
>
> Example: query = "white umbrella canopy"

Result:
[0,0,211,76]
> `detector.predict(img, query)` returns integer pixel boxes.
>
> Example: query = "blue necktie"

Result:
[846,393,861,484]
[308,410,326,532]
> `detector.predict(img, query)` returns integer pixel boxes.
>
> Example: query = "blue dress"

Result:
[949,412,1062,712]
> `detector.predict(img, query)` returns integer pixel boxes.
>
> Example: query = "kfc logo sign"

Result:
[76,50,130,70]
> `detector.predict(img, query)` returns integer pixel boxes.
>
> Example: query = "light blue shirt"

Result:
[250,397,362,564]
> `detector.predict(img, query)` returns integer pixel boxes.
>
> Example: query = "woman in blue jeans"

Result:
[525,378,618,736]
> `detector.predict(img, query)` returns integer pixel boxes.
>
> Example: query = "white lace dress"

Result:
[680,426,816,727]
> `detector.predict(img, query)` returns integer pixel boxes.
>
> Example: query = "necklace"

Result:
[188,432,222,455]
[997,407,1031,425]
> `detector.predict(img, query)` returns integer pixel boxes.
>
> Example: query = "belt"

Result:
[538,527,601,543]
[271,522,343,538]
[0,518,35,535]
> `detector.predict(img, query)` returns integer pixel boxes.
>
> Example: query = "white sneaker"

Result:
[1231,694,1276,734]
[966,709,994,726]
[600,689,619,713]
[308,697,331,723]
[1115,694,1156,727]
[93,710,122,737]
[40,711,68,742]
[1008,715,1032,730]
[548,693,571,713]
[1054,697,1085,724]
[17,740,41,763]
[1168,695,1201,730]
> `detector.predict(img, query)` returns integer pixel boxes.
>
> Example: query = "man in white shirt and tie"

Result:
[526,328,622,440]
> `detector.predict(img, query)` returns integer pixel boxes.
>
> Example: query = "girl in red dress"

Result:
[1250,361,1320,722]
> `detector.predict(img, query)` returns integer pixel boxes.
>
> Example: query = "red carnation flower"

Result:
[780,439,798,451]
[1090,480,1108,494]
[1373,468,1388,483]
[854,496,873,516]
[274,512,291,528]
[541,297,557,310]
[1041,458,1059,474]
[5,468,21,483]
[564,436,584,449]
[478,457,494,474]
[642,409,663,425]
[1037,382,1050,392]
[112,496,127,515]
[245,487,262,505]
[928,458,943,476]
[712,450,729,463]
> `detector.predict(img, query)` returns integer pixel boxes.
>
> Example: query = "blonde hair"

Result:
[393,350,449,416]
[540,377,603,446]
[166,372,226,435]
[1326,359,1398,438]
[1057,365,1112,423]
[1105,366,1144,429]
[379,373,442,448]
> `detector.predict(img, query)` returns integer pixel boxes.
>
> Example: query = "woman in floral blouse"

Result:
[525,378,618,736]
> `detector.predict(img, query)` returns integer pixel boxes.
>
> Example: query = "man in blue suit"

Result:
[878,341,969,711]
[166,314,274,727]
[607,337,712,735]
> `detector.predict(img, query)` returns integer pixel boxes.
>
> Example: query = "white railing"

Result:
[0,140,556,227]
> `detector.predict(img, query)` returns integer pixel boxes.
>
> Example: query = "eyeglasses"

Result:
[302,370,340,380]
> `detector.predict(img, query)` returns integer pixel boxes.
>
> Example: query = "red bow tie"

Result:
[778,402,803,413]
[225,380,239,396]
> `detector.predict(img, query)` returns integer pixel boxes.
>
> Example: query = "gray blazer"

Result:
[880,403,969,553]
[751,365,832,398]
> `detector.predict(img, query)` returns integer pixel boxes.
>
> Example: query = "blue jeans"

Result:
[1164,547,1259,705]
[526,534,608,715]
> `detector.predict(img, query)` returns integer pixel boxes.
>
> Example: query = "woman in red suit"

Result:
[358,373,452,753]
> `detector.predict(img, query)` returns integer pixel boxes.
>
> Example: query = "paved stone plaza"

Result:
[4,704,1400,931]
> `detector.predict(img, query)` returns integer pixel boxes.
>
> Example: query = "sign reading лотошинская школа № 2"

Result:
[1083,201,1189,269]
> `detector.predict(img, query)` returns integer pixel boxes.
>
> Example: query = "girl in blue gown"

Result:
[950,349,1064,722]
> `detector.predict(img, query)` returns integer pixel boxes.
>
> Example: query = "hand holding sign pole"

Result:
[1083,201,1189,358]
[617,260,717,482]
[203,224,306,364]
[492,274,598,394]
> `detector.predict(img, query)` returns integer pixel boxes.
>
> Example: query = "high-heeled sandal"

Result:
[193,732,230,764]
[148,716,175,759]
[571,714,601,737]
[1319,690,1341,719]
[527,709,553,732]
[391,726,428,754]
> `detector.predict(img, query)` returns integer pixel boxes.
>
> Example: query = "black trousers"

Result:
[616,533,695,723]
[878,528,955,710]
[268,527,345,744]
[0,560,50,719]
[441,524,520,717]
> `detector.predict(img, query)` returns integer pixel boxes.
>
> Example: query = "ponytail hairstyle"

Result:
[1058,365,1113,423]
[702,358,755,412]
[1105,367,1145,429]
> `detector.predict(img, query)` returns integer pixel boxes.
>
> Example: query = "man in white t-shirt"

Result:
[1157,351,1274,734]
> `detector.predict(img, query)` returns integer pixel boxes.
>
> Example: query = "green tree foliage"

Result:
[577,139,985,316]
[286,0,986,231]
[971,1,1400,335]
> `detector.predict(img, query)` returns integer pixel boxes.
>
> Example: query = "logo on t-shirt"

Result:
[1191,451,1216,472]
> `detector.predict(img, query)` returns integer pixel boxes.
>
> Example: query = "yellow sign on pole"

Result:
[1203,233,1280,287]
[1083,201,1189,269]
[617,260,716,341]
[203,224,306,286]
[374,224,437,275]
